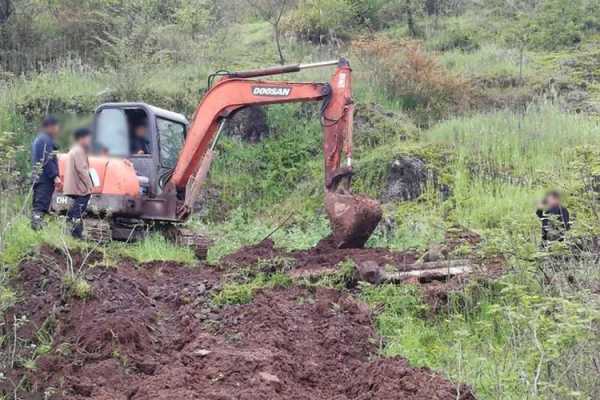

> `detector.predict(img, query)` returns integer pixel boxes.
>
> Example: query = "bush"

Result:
[282,0,386,43]
[501,0,600,51]
[353,38,474,125]
[428,25,480,52]
[282,0,355,43]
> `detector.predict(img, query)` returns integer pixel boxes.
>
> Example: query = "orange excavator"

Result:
[51,58,382,258]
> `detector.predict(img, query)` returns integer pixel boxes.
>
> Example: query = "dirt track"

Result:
[1,242,484,400]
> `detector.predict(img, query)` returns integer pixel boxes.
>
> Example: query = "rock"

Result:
[383,156,428,202]
[193,349,212,357]
[136,360,158,375]
[566,89,588,103]
[196,283,207,295]
[421,244,448,263]
[258,371,281,384]
[224,106,269,143]
[356,260,383,284]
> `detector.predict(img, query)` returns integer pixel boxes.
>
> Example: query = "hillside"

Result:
[1,1,600,399]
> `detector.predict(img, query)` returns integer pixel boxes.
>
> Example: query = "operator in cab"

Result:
[131,120,150,155]
[31,116,62,230]
[536,190,570,245]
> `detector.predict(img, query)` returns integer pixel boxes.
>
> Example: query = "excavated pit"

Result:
[1,244,482,400]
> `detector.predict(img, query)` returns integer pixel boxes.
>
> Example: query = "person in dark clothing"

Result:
[31,116,61,230]
[63,128,94,239]
[536,191,570,244]
[131,122,150,155]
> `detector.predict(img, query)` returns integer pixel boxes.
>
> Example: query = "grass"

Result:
[361,273,600,400]
[213,272,292,305]
[439,44,543,82]
[109,233,197,265]
[425,103,600,177]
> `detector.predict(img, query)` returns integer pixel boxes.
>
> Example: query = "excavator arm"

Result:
[171,58,381,248]
[171,58,353,193]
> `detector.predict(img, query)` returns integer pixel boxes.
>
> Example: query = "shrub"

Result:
[282,0,386,43]
[428,25,480,52]
[501,0,600,51]
[353,37,474,125]
[282,0,355,43]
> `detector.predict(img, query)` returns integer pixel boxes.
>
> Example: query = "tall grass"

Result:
[425,103,600,178]
[362,271,599,400]
[439,44,540,80]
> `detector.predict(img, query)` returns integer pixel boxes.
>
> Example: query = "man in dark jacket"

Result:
[536,190,570,244]
[31,116,61,230]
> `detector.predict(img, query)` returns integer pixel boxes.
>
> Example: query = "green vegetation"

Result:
[63,274,92,299]
[112,233,197,264]
[2,0,600,398]
[362,275,600,399]
[213,272,292,305]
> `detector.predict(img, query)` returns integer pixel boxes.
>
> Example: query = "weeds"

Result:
[353,37,474,125]
[111,233,197,265]
[213,272,292,305]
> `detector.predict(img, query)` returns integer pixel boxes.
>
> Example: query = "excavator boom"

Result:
[172,58,381,248]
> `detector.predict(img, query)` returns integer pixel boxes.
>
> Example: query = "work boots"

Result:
[67,218,84,239]
[31,211,45,231]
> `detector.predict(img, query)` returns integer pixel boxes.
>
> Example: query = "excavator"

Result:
[51,58,382,258]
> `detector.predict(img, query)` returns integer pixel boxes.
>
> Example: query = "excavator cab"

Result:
[52,103,198,246]
[92,103,188,197]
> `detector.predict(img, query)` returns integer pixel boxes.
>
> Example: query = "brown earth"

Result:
[1,244,479,400]
[221,237,419,273]
[221,228,503,313]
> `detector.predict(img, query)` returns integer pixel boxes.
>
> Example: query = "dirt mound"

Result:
[220,238,280,266]
[347,357,475,400]
[294,236,419,270]
[3,248,475,400]
[222,236,419,275]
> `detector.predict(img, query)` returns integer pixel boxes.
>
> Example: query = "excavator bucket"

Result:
[325,191,382,248]
[323,168,382,248]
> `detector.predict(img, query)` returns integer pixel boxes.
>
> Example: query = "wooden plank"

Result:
[382,265,473,282]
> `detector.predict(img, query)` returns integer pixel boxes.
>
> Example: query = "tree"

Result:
[245,0,291,64]
[403,0,419,37]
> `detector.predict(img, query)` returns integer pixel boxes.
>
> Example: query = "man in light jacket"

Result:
[63,128,94,239]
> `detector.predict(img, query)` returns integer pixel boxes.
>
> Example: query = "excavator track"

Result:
[164,226,211,260]
[84,219,112,243]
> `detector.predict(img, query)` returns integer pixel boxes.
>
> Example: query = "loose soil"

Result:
[222,228,503,313]
[2,244,478,400]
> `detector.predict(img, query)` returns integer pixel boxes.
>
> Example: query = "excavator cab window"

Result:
[95,108,130,156]
[95,107,152,157]
[157,117,185,169]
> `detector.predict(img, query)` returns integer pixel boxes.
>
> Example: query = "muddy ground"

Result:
[0,234,496,399]
[222,229,503,310]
